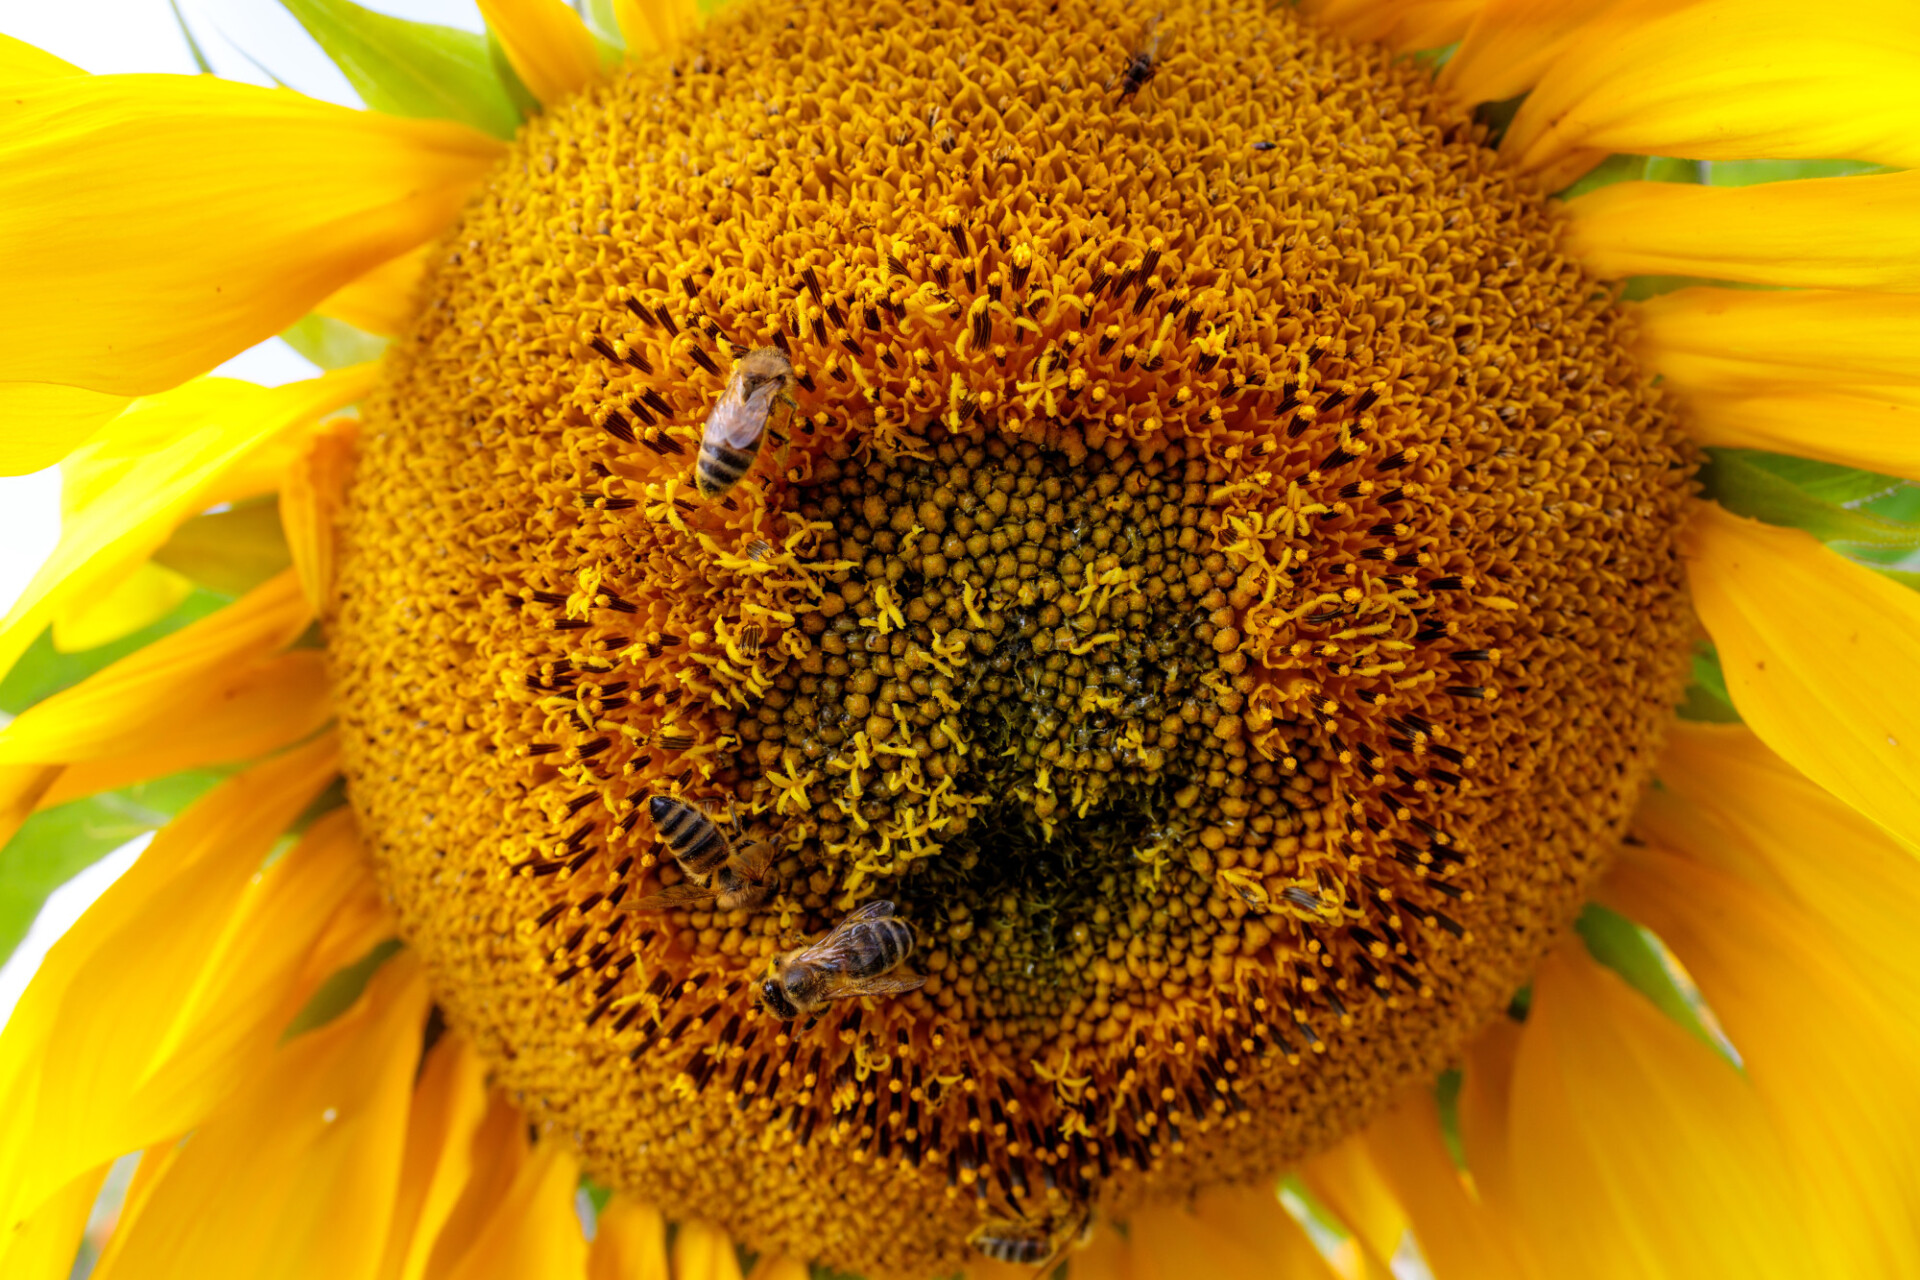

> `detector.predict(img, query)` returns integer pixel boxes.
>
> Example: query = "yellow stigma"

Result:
[330,0,1695,1274]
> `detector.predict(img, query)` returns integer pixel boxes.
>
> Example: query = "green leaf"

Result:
[168,0,216,74]
[1723,451,1904,507]
[1278,1174,1353,1257]
[0,770,226,966]
[1566,155,1884,202]
[1689,643,1730,704]
[488,29,543,120]
[150,497,292,598]
[1433,1066,1467,1169]
[278,0,526,139]
[1678,642,1740,723]
[577,0,625,48]
[1471,94,1526,148]
[1558,153,1703,201]
[1701,449,1920,550]
[282,313,389,371]
[0,589,230,717]
[580,1176,613,1215]
[1876,566,1920,593]
[1557,153,1649,200]
[283,937,402,1037]
[1576,904,1734,1064]
[1705,158,1890,187]
[1641,156,1705,185]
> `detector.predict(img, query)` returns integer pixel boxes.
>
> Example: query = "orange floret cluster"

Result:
[330,0,1695,1273]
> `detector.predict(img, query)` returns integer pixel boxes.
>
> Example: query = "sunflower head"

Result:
[330,0,1691,1271]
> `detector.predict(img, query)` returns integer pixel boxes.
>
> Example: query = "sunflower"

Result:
[4,0,1920,1276]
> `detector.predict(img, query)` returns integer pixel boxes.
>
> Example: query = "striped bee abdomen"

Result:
[649,796,731,877]
[973,1232,1051,1264]
[848,916,914,977]
[695,440,761,497]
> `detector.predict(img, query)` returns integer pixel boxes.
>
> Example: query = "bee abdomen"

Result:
[651,797,730,875]
[974,1233,1049,1264]
[855,918,914,976]
[678,828,730,876]
[696,441,760,497]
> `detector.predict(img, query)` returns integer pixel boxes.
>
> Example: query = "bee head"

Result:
[758,974,800,1020]
[646,794,675,826]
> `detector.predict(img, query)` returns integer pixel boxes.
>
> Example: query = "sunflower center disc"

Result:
[332,0,1695,1272]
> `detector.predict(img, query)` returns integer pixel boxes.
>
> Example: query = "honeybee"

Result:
[1110,16,1161,100]
[627,796,776,912]
[758,900,926,1020]
[695,347,797,499]
[967,1203,1092,1273]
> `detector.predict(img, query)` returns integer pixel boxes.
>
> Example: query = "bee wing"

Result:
[786,900,902,968]
[703,378,780,451]
[622,882,714,912]
[787,929,871,971]
[731,840,776,882]
[836,973,927,1000]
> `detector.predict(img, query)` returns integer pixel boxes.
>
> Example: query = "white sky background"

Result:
[0,0,491,1022]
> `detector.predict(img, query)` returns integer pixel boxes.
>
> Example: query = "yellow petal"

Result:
[1362,1088,1539,1280]
[0,35,84,82]
[0,368,372,685]
[1602,843,1920,1275]
[1638,288,1920,390]
[418,1094,530,1280]
[0,1166,107,1280]
[1668,385,1920,480]
[282,419,360,615]
[1687,504,1920,852]
[39,653,332,807]
[89,1146,176,1280]
[0,736,343,1229]
[0,75,501,396]
[1189,1185,1340,1280]
[0,382,127,476]
[1502,945,1823,1280]
[1439,0,1637,106]
[317,248,431,338]
[1633,287,1920,476]
[3,568,306,766]
[1565,170,1920,292]
[1064,1226,1127,1280]
[477,0,606,107]
[1297,0,1485,50]
[377,1033,490,1280]
[670,1219,743,1280]
[612,0,702,58]
[588,1197,669,1280]
[438,1139,586,1280]
[1453,1016,1523,1213]
[1299,1136,1407,1274]
[1125,1191,1334,1280]
[48,560,195,653]
[90,957,429,1280]
[741,1255,807,1280]
[1504,0,1920,173]
[1651,721,1920,1035]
